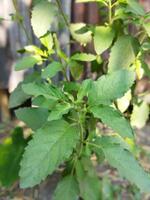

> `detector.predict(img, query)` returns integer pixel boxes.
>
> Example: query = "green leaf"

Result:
[9,72,40,108]
[0,127,27,187]
[108,36,136,72]
[31,1,57,37]
[15,108,49,131]
[143,22,150,38]
[91,105,133,138]
[101,144,150,192]
[77,79,92,101]
[88,69,135,106]
[32,96,56,109]
[94,26,115,55]
[127,0,145,16]
[42,62,62,79]
[131,101,149,129]
[71,53,96,62]
[48,103,72,121]
[76,159,101,200]
[9,83,30,108]
[70,23,92,45]
[69,61,84,80]
[22,82,66,101]
[15,56,41,71]
[40,32,54,50]
[20,120,79,188]
[53,176,79,200]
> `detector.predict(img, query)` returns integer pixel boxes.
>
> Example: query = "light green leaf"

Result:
[102,144,150,192]
[15,56,41,71]
[71,53,96,62]
[53,176,79,200]
[42,62,62,79]
[94,26,115,55]
[0,127,27,187]
[131,102,149,129]
[70,23,92,45]
[91,105,133,138]
[15,108,49,131]
[31,1,57,37]
[40,32,54,50]
[143,23,150,38]
[20,120,79,188]
[88,69,135,106]
[117,90,132,113]
[48,103,72,121]
[108,36,136,72]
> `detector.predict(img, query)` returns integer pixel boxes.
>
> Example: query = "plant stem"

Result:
[55,0,70,29]
[12,0,32,43]
[108,0,112,24]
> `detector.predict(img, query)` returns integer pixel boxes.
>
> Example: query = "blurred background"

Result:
[0,0,150,199]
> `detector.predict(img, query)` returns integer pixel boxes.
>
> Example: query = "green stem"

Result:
[12,0,32,43]
[108,0,112,24]
[55,0,70,29]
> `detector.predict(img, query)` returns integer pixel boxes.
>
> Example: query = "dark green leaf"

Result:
[0,128,27,187]
[15,107,49,130]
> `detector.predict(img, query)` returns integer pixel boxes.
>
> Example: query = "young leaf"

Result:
[20,120,79,188]
[15,107,49,131]
[40,32,54,50]
[42,62,62,79]
[88,69,135,106]
[15,56,41,71]
[31,1,57,37]
[101,144,150,192]
[53,176,79,200]
[108,36,136,72]
[94,26,115,55]
[131,102,149,129]
[91,105,133,138]
[71,53,96,62]
[48,103,72,121]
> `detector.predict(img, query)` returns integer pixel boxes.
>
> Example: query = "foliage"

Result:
[7,0,150,198]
